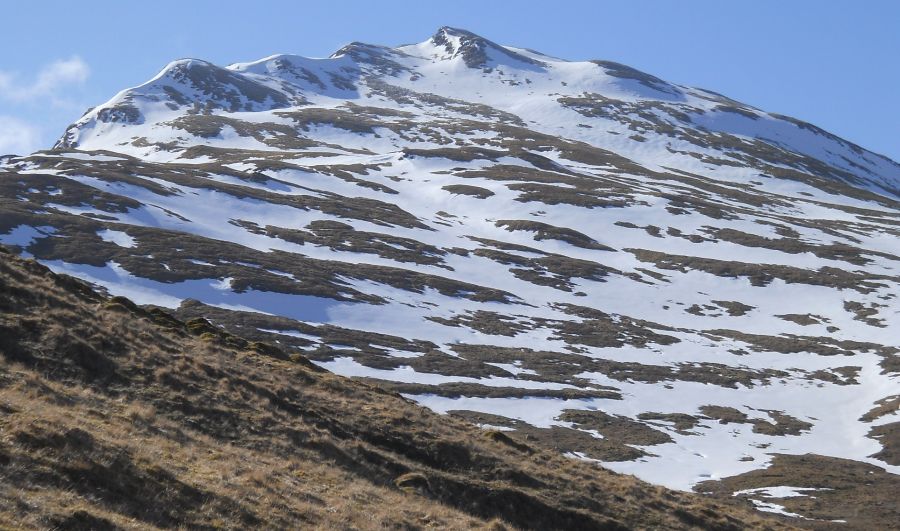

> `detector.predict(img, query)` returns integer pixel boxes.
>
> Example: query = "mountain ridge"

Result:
[52,26,900,201]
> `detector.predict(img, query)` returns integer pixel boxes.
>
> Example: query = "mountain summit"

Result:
[3,27,899,527]
[423,26,547,68]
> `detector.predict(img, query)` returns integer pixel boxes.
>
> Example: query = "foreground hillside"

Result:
[0,247,799,529]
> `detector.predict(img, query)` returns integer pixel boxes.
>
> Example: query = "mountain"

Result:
[1,26,898,527]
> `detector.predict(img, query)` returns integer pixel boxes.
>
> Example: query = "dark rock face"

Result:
[431,26,546,69]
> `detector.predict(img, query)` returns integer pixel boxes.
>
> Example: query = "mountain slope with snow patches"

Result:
[3,26,899,525]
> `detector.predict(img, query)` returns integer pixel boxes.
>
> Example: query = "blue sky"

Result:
[1,0,897,161]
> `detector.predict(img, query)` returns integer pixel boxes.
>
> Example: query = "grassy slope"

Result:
[0,247,792,530]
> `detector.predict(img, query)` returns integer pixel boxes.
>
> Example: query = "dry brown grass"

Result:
[0,247,794,530]
[696,454,899,530]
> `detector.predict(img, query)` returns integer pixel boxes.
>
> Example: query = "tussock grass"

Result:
[0,247,792,530]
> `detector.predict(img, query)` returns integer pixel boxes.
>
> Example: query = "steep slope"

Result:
[0,247,798,530]
[1,26,898,526]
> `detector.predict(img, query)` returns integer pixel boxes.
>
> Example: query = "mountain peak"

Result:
[431,25,483,42]
[426,26,544,69]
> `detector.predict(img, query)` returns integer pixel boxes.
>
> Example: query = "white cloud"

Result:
[0,115,41,155]
[0,56,90,103]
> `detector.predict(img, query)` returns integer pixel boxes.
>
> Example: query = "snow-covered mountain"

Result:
[2,26,899,524]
